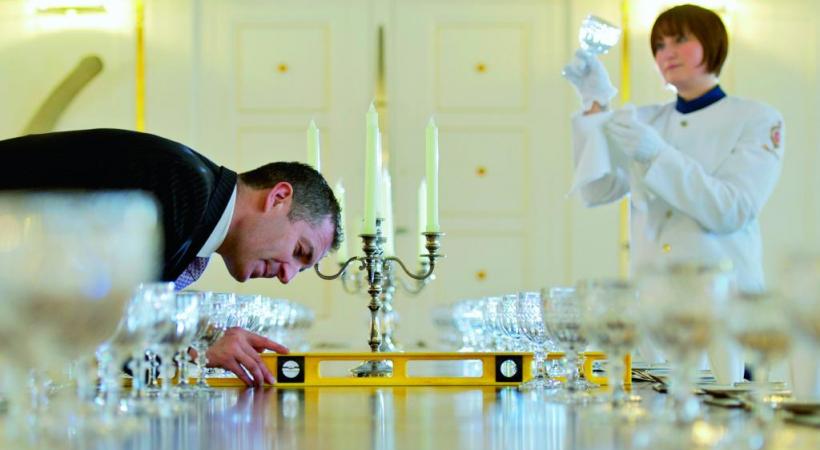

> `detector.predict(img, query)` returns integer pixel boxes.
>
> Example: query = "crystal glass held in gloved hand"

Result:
[561,15,621,111]
[579,14,621,56]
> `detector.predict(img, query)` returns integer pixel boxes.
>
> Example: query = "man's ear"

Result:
[263,182,294,212]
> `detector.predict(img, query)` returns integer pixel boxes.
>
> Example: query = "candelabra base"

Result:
[351,360,393,377]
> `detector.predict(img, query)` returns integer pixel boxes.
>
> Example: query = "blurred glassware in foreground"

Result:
[727,290,791,427]
[580,279,639,406]
[0,191,159,446]
[781,253,820,401]
[639,262,732,423]
[542,286,595,398]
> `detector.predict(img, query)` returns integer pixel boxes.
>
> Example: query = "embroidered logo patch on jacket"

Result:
[763,121,782,158]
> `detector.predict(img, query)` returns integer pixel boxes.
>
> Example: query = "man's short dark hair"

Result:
[239,162,342,252]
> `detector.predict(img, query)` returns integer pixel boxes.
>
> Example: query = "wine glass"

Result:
[517,291,560,390]
[95,284,165,426]
[130,282,176,401]
[190,291,230,394]
[500,294,527,351]
[174,291,210,395]
[148,290,199,412]
[453,299,484,352]
[639,262,732,422]
[580,279,639,406]
[541,286,594,397]
[781,253,820,401]
[727,291,791,424]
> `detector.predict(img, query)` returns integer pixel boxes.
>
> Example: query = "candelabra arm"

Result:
[397,273,430,294]
[314,256,361,280]
[384,256,436,281]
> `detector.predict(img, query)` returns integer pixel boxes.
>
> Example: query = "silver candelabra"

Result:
[315,218,443,376]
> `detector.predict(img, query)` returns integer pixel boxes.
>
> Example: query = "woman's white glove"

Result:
[562,49,617,110]
[604,107,667,163]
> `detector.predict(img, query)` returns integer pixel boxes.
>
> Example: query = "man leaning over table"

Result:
[0,128,343,386]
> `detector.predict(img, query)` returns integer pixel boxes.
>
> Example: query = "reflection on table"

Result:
[26,383,812,450]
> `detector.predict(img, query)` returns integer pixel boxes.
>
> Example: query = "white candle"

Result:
[381,168,395,256]
[333,180,348,263]
[417,179,427,260]
[363,103,380,234]
[375,130,384,219]
[425,118,440,232]
[306,119,321,172]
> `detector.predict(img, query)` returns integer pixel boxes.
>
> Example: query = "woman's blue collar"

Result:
[676,85,726,114]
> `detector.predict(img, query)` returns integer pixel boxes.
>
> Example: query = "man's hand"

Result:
[205,327,289,387]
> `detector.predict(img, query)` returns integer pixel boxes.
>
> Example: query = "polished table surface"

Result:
[67,383,819,450]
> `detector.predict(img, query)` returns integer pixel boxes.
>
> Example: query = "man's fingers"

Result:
[242,345,276,385]
[235,351,265,387]
[239,336,277,385]
[247,333,290,354]
[223,360,254,387]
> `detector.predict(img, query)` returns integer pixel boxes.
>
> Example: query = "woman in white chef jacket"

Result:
[563,4,784,384]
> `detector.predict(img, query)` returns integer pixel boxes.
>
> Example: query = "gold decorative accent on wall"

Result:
[434,23,529,113]
[475,166,487,177]
[135,0,145,131]
[22,55,103,135]
[618,0,631,278]
[437,126,530,218]
[235,24,331,113]
[476,270,487,281]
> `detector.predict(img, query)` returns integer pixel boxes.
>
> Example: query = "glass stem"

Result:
[751,363,774,423]
[196,349,210,387]
[159,350,175,398]
[176,350,189,387]
[129,352,146,398]
[669,359,698,422]
[533,348,546,379]
[609,353,626,405]
[566,349,579,392]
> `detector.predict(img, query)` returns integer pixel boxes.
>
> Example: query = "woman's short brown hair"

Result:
[650,4,728,76]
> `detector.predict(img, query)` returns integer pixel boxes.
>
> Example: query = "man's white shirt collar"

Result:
[197,185,237,257]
